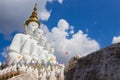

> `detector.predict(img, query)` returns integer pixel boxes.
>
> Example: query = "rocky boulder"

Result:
[65,43,120,80]
[64,55,80,80]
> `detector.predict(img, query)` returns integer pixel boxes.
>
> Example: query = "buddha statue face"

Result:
[34,29,43,40]
[46,43,51,50]
[49,48,55,54]
[27,21,39,35]
[41,37,47,46]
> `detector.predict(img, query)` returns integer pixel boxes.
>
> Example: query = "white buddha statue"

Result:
[40,36,48,47]
[45,44,55,54]
[21,29,44,64]
[6,53,23,65]
[40,36,55,54]
[7,3,40,65]
[33,29,43,41]
[35,45,50,65]
[49,47,55,54]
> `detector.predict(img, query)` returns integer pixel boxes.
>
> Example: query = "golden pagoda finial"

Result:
[24,3,40,27]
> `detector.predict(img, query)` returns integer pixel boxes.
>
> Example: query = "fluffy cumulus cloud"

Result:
[0,0,62,39]
[112,36,120,44]
[41,19,100,63]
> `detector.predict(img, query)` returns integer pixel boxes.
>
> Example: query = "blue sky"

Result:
[0,0,120,63]
[45,0,120,47]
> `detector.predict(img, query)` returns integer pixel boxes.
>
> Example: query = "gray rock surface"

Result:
[64,55,80,80]
[65,43,120,80]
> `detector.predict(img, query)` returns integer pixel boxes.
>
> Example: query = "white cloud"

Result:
[69,30,74,34]
[40,24,50,34]
[58,0,63,4]
[58,19,69,30]
[112,36,120,44]
[69,26,74,34]
[38,10,51,21]
[1,46,9,58]
[0,0,60,39]
[37,0,53,20]
[41,19,100,63]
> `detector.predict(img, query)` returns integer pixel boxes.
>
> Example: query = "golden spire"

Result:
[24,3,40,27]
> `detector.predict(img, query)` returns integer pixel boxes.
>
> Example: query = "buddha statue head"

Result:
[41,36,47,46]
[34,29,43,41]
[24,3,40,36]
[26,21,39,36]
